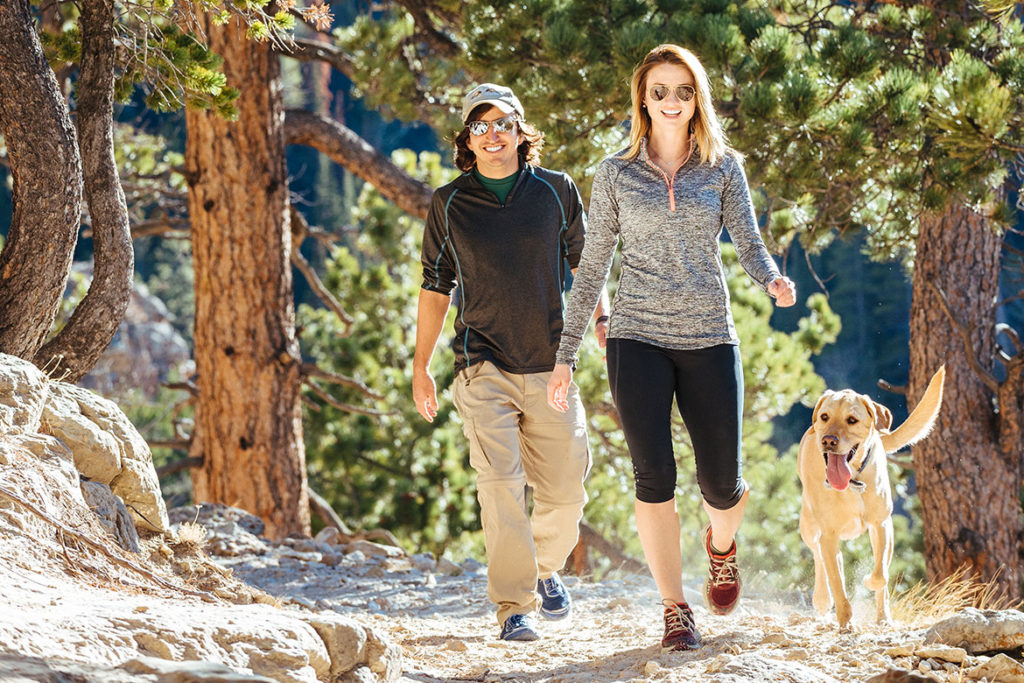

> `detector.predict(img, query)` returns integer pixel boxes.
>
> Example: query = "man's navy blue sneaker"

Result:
[499,613,540,641]
[537,573,571,620]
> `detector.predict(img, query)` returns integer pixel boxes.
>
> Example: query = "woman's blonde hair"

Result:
[621,44,734,165]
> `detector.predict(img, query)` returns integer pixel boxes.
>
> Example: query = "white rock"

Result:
[925,608,1024,654]
[965,653,1024,682]
[0,353,49,434]
[913,644,967,664]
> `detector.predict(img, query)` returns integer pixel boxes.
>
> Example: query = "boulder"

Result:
[81,480,141,553]
[924,608,1024,654]
[41,382,167,532]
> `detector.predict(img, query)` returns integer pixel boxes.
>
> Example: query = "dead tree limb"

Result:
[926,279,1000,394]
[877,379,907,395]
[308,489,405,551]
[308,488,354,536]
[290,206,354,334]
[303,379,395,417]
[301,361,383,400]
[578,521,646,573]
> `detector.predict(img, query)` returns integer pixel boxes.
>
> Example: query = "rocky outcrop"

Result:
[0,352,168,535]
[0,352,400,682]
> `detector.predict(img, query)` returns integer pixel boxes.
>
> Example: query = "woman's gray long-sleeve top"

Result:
[555,141,781,366]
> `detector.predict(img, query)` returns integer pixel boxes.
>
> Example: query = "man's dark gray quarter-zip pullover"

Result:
[556,143,781,366]
[421,164,586,374]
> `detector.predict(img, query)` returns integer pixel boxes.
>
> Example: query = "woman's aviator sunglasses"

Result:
[648,84,696,102]
[466,115,518,136]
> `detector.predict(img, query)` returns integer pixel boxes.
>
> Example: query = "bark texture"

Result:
[185,15,309,538]
[0,0,81,359]
[35,0,134,381]
[285,109,432,220]
[909,203,1022,600]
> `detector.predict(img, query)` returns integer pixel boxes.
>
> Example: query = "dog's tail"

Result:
[881,366,945,453]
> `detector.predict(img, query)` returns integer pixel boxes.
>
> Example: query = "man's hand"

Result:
[546,363,573,413]
[413,367,439,422]
[767,277,796,307]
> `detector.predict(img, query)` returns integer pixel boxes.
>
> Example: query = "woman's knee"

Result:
[701,477,746,510]
[634,467,676,503]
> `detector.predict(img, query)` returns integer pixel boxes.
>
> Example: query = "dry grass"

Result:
[175,522,209,551]
[890,565,1022,627]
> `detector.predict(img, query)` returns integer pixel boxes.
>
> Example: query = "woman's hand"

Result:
[547,363,573,412]
[767,277,796,307]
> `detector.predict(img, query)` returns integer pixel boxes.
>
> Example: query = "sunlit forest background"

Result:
[3,0,1024,602]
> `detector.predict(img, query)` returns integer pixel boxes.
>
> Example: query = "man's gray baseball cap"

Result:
[461,83,525,123]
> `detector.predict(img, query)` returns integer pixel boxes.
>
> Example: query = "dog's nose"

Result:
[821,434,839,451]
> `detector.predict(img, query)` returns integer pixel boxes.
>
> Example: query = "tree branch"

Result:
[301,361,383,400]
[394,0,459,57]
[877,378,907,395]
[303,378,396,417]
[155,455,202,477]
[290,206,354,334]
[277,37,356,79]
[285,108,432,220]
[578,522,646,573]
[35,0,134,382]
[926,279,1000,394]
[308,487,354,536]
[0,0,81,358]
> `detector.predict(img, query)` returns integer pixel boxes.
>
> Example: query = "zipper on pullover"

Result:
[642,138,694,213]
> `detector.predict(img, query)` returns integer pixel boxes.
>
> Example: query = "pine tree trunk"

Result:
[0,0,81,359]
[184,16,309,538]
[909,203,1022,601]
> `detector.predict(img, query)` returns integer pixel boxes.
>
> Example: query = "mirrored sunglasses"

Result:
[466,115,518,136]
[648,84,696,102]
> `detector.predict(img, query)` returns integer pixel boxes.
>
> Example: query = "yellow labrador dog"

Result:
[798,367,945,628]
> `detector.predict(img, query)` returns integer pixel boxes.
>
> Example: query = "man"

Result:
[412,83,608,642]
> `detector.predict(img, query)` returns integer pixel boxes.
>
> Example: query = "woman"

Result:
[547,44,795,652]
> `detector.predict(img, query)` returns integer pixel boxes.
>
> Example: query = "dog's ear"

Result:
[871,401,893,431]
[812,391,833,425]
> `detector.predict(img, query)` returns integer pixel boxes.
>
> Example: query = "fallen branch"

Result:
[308,488,354,537]
[578,521,646,574]
[0,484,217,602]
[309,488,405,551]
[165,380,199,397]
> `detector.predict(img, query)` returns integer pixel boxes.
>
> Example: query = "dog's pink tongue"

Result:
[826,453,852,490]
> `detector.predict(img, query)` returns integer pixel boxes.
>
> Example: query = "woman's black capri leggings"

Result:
[606,338,745,508]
